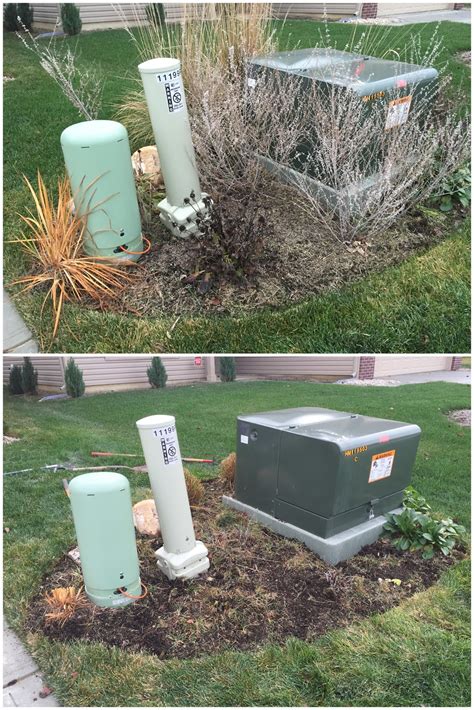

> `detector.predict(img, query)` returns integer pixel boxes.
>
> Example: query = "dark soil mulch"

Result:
[111,182,455,318]
[26,480,465,660]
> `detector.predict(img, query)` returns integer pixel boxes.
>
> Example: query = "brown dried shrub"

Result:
[219,452,236,487]
[184,468,204,506]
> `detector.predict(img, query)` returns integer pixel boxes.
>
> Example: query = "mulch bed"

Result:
[26,480,465,660]
[447,409,471,427]
[111,184,454,319]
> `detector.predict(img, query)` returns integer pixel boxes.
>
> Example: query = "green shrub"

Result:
[219,357,236,382]
[9,365,24,395]
[147,357,167,388]
[17,3,33,29]
[60,3,82,35]
[403,485,432,515]
[383,507,466,560]
[431,163,471,212]
[4,3,33,31]
[65,358,85,398]
[21,357,38,395]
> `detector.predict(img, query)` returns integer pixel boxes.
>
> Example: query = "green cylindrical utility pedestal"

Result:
[69,472,142,608]
[60,120,143,261]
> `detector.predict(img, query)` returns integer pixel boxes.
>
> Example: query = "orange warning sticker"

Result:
[369,450,396,483]
[385,95,412,130]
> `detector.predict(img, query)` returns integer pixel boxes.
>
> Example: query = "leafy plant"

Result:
[17,3,32,29]
[8,172,134,339]
[219,357,236,382]
[384,507,466,559]
[9,365,24,395]
[60,3,82,35]
[21,357,38,395]
[431,163,471,212]
[403,485,432,515]
[147,356,167,388]
[64,358,85,398]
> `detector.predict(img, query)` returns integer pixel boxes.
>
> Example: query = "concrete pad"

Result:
[3,291,38,353]
[381,369,471,386]
[223,495,401,565]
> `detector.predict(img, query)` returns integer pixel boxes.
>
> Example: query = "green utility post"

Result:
[69,472,142,607]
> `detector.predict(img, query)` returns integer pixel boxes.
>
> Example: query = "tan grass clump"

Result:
[184,468,204,506]
[9,173,135,338]
[44,586,89,627]
[219,452,236,486]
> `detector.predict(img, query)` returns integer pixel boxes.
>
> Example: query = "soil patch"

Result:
[26,480,464,660]
[112,187,451,318]
[457,51,471,65]
[3,435,20,444]
[447,409,471,427]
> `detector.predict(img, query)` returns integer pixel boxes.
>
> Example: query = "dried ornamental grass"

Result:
[184,468,204,506]
[44,586,89,627]
[8,173,135,338]
[219,452,236,486]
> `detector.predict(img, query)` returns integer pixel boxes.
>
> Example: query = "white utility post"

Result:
[138,57,209,238]
[136,414,209,580]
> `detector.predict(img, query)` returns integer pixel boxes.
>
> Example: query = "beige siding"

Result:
[32,3,148,30]
[235,356,357,378]
[272,3,358,19]
[73,356,206,390]
[373,356,452,377]
[377,3,452,16]
[3,356,64,389]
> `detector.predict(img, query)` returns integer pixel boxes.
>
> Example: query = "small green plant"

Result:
[64,358,85,398]
[384,501,466,560]
[9,365,24,395]
[147,357,167,388]
[219,357,236,382]
[21,357,38,395]
[60,3,82,35]
[403,485,432,515]
[431,163,471,212]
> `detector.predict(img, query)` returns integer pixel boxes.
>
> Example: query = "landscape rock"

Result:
[133,499,160,536]
[131,146,164,188]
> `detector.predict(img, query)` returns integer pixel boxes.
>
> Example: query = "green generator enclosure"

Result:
[235,407,421,539]
[247,48,438,204]
[60,120,143,261]
[69,472,142,608]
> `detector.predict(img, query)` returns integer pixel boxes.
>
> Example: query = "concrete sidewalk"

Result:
[392,8,471,24]
[379,369,471,385]
[3,291,38,353]
[3,622,59,707]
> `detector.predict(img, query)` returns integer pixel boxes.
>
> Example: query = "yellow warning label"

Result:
[369,450,396,483]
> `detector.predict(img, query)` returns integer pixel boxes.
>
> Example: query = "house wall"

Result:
[3,356,207,392]
[377,3,453,16]
[32,3,147,30]
[372,356,453,377]
[234,356,357,380]
[272,3,359,19]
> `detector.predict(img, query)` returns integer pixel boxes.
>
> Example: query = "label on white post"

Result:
[155,70,185,113]
[153,426,179,465]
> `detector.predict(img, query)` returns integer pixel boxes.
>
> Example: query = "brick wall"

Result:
[358,356,376,379]
[451,357,463,371]
[360,3,377,19]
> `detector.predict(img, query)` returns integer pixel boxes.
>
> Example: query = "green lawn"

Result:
[3,380,471,706]
[3,20,471,353]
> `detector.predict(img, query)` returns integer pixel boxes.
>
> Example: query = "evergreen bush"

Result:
[147,357,168,388]
[60,3,82,35]
[9,365,24,395]
[21,357,38,394]
[65,358,85,398]
[17,3,33,29]
[219,357,236,382]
